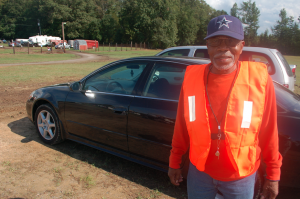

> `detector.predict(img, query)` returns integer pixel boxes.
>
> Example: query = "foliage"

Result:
[271,8,300,55]
[0,0,300,52]
[236,0,260,46]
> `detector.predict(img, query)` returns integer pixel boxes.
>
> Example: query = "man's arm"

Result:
[259,76,283,198]
[168,85,190,185]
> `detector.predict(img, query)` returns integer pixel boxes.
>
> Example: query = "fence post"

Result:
[115,43,117,51]
[109,43,110,51]
[13,45,15,54]
[103,42,104,51]
[95,40,97,52]
[144,42,145,49]
[131,41,132,50]
[135,43,137,50]
[140,42,142,50]
[28,43,29,54]
[41,46,42,54]
[121,43,122,51]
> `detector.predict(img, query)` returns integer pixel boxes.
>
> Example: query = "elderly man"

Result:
[168,15,282,199]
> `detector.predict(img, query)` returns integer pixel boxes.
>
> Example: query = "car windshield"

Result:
[276,52,293,77]
[274,81,300,110]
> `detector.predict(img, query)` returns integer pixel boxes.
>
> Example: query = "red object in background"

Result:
[79,45,87,51]
[50,40,67,45]
[85,40,99,49]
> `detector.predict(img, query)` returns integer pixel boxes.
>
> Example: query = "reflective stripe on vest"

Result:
[182,62,268,177]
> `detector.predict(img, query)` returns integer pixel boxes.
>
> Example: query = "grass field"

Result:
[0,61,111,86]
[0,49,78,64]
[82,48,161,59]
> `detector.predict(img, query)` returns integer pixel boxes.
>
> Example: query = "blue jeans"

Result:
[187,163,257,199]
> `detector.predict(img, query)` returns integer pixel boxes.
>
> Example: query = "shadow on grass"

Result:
[8,117,188,199]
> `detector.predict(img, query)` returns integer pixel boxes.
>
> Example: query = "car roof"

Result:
[120,56,211,65]
[156,46,278,53]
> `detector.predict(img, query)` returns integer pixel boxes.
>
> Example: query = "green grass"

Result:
[284,55,300,94]
[0,61,111,85]
[0,51,78,64]
[0,49,162,86]
[81,48,161,59]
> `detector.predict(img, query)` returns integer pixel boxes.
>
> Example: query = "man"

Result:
[168,15,282,199]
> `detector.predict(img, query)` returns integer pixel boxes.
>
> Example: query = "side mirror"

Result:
[70,82,80,91]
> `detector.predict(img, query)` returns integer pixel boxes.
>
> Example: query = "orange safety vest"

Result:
[183,62,268,177]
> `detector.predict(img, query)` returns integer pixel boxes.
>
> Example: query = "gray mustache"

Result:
[214,52,233,59]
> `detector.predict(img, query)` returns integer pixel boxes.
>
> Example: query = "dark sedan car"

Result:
[26,57,300,198]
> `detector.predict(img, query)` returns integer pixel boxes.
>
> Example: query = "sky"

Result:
[206,0,300,34]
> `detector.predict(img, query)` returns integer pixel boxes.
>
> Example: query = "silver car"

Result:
[55,42,71,49]
[156,46,295,91]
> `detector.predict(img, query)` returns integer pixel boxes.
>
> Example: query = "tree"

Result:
[238,0,260,46]
[272,8,300,55]
[119,0,178,48]
[230,3,239,18]
[176,0,200,46]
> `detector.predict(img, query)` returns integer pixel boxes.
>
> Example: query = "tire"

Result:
[34,104,62,145]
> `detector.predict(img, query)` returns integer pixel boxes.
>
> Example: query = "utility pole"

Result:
[62,22,66,53]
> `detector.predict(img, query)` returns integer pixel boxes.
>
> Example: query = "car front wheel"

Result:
[35,104,62,145]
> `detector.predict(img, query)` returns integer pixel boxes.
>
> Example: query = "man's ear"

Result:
[241,40,245,47]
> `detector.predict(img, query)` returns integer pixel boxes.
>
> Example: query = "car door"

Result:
[64,61,152,152]
[127,61,188,167]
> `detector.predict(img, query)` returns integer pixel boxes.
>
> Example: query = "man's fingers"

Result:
[168,168,182,186]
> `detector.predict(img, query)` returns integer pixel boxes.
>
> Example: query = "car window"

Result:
[239,51,275,75]
[142,63,187,100]
[194,49,210,59]
[83,62,148,95]
[276,52,293,77]
[159,49,190,57]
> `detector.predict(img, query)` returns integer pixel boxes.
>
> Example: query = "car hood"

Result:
[43,82,75,88]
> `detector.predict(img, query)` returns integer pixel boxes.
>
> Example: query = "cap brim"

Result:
[204,30,244,40]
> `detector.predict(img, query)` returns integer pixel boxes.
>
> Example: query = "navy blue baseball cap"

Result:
[204,15,244,40]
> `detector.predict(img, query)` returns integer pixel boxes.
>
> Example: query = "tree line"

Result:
[0,0,299,55]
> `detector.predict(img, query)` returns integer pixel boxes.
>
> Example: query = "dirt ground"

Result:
[0,53,187,199]
[1,52,299,199]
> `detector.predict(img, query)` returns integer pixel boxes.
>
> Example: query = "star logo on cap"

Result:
[217,17,232,29]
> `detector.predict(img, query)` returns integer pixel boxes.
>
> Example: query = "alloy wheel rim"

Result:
[37,110,56,140]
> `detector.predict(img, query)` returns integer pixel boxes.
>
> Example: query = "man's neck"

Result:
[211,62,238,75]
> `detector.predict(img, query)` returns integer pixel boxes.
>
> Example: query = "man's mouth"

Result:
[216,56,232,62]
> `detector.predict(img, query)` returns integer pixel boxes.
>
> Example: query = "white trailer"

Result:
[28,35,61,46]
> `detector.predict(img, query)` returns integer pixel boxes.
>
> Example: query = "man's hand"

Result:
[260,180,279,199]
[168,167,183,186]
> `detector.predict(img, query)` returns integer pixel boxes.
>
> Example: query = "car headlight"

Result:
[28,91,36,101]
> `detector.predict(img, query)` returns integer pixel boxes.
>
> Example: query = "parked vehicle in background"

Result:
[290,64,297,79]
[8,42,15,47]
[55,42,70,49]
[29,35,61,47]
[68,40,74,48]
[2,39,7,43]
[156,46,295,91]
[15,41,23,47]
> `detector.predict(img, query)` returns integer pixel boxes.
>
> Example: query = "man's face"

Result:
[206,36,244,72]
